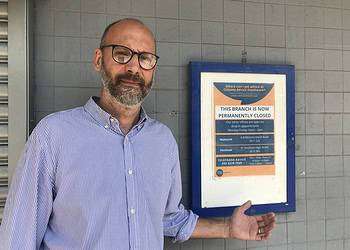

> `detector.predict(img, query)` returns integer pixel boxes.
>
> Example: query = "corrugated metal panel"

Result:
[0,1,7,223]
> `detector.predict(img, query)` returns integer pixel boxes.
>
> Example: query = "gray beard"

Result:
[100,64,152,107]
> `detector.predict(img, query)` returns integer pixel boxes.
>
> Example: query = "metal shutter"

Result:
[0,0,8,223]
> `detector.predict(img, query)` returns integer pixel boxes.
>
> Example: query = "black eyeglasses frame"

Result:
[99,44,159,70]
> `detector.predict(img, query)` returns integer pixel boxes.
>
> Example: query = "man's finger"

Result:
[238,200,252,213]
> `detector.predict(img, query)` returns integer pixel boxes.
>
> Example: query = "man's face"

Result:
[98,22,156,106]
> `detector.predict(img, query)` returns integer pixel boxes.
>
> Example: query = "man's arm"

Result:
[0,124,54,249]
[191,201,276,240]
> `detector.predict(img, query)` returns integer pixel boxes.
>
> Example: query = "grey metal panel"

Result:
[0,0,7,222]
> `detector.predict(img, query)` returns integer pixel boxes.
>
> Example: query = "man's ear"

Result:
[93,48,102,71]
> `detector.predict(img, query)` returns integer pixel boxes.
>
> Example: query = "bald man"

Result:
[0,19,275,249]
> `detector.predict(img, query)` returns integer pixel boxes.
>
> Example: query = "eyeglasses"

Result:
[100,44,159,70]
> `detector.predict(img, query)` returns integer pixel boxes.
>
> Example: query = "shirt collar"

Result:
[83,96,149,130]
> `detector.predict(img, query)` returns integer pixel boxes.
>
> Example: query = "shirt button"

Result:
[104,124,109,129]
[128,169,133,175]
[130,208,136,214]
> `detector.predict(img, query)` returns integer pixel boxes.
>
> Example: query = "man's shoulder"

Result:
[34,106,85,134]
[145,118,177,143]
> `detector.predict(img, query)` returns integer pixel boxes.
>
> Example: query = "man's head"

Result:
[93,18,157,107]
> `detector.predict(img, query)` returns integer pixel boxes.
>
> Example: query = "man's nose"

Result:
[125,54,140,73]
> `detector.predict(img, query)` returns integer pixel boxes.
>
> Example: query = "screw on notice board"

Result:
[169,110,178,117]
[241,50,247,64]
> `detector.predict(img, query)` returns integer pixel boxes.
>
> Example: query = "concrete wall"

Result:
[33,0,350,249]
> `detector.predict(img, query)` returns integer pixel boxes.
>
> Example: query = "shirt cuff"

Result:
[173,210,199,243]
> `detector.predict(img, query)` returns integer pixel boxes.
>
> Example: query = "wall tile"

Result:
[305,28,324,49]
[202,21,223,44]
[266,48,285,64]
[286,49,304,70]
[265,26,285,47]
[325,177,344,198]
[305,71,324,92]
[287,221,307,243]
[156,19,179,42]
[34,35,54,62]
[179,20,201,43]
[325,242,342,250]
[245,46,266,64]
[286,6,305,27]
[324,29,342,50]
[81,13,106,38]
[307,220,325,241]
[179,43,201,66]
[34,86,54,111]
[155,66,179,90]
[81,38,99,62]
[324,50,343,71]
[326,219,344,240]
[223,0,244,23]
[326,198,345,219]
[157,42,179,66]
[343,10,350,30]
[131,0,155,16]
[307,177,325,199]
[306,198,325,220]
[82,0,105,13]
[34,61,54,86]
[224,23,244,46]
[306,93,324,113]
[202,44,224,62]
[343,114,350,134]
[54,87,99,111]
[306,114,323,134]
[55,11,81,37]
[179,0,201,20]
[306,156,324,177]
[54,62,81,85]
[265,4,285,26]
[344,93,350,112]
[202,0,223,21]
[325,8,342,29]
[325,156,343,177]
[305,49,324,70]
[308,241,326,250]
[286,27,305,48]
[296,92,305,113]
[55,36,81,62]
[245,25,265,47]
[156,0,178,18]
[224,45,244,63]
[344,30,350,50]
[325,93,343,113]
[306,135,324,155]
[35,8,54,35]
[305,7,324,28]
[324,114,342,134]
[245,2,264,24]
[325,71,343,92]
[106,0,131,14]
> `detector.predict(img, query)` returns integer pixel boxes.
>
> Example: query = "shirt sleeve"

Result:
[0,124,55,249]
[163,138,198,242]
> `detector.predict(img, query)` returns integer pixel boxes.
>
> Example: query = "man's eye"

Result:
[114,53,130,62]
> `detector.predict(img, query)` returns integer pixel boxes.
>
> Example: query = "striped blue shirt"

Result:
[0,97,198,250]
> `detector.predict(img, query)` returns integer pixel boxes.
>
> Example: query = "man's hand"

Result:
[226,200,276,240]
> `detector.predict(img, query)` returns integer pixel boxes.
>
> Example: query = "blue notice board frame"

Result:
[190,62,295,217]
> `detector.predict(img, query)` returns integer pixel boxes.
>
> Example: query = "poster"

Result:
[191,62,295,216]
[213,82,275,178]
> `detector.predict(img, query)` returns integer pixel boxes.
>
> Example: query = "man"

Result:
[0,18,275,249]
